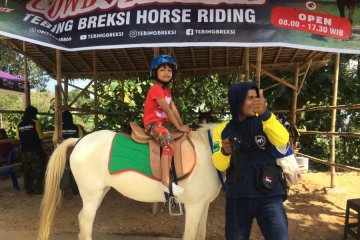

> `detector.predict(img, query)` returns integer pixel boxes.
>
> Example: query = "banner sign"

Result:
[0,71,24,93]
[0,0,359,53]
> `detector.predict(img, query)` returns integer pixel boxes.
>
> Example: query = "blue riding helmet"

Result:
[150,55,177,80]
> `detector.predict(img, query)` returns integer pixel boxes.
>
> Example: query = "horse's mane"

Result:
[189,123,218,145]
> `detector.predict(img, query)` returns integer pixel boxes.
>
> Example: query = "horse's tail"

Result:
[38,138,78,240]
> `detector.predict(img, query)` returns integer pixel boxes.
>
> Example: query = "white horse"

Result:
[38,124,221,240]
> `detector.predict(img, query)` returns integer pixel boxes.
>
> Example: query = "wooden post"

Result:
[54,49,62,144]
[291,64,300,150]
[245,48,250,82]
[256,47,262,88]
[153,48,159,57]
[330,53,340,188]
[291,64,299,124]
[237,65,242,82]
[64,77,68,109]
[93,51,99,131]
[152,47,160,215]
[22,42,30,107]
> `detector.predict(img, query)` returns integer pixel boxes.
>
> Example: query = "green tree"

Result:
[0,45,49,91]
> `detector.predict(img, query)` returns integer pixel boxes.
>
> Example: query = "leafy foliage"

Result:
[261,54,360,169]
[0,91,55,136]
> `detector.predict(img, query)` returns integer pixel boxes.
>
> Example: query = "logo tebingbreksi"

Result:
[26,0,267,21]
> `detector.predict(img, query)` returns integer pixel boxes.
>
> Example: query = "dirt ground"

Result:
[0,172,359,240]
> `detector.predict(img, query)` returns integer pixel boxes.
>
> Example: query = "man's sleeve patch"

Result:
[212,141,220,153]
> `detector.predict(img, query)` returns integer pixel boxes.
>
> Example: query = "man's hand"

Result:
[252,89,267,116]
[221,138,232,155]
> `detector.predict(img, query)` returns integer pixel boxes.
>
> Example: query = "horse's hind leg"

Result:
[78,187,110,240]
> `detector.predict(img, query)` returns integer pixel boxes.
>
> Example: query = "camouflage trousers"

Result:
[22,149,46,194]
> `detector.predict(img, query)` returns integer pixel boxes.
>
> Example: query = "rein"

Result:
[207,130,227,191]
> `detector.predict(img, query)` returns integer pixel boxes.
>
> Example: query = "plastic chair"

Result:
[344,198,360,240]
[0,148,20,190]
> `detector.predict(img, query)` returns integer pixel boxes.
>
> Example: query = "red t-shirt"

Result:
[143,83,172,127]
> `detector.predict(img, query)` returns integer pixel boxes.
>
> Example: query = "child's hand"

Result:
[178,125,191,133]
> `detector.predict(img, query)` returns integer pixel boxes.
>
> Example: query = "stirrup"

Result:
[168,196,183,216]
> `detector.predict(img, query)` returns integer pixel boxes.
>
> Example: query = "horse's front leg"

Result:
[183,202,207,240]
[196,202,210,240]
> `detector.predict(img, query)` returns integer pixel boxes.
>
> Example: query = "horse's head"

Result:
[198,111,219,124]
[276,113,300,149]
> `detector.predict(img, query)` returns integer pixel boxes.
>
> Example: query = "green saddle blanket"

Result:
[108,133,153,178]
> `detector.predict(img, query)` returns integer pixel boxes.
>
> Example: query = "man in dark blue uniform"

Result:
[16,106,45,195]
[212,83,290,240]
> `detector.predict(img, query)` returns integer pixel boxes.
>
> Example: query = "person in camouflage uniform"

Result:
[21,150,46,194]
[16,106,46,195]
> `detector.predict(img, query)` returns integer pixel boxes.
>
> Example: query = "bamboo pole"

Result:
[256,47,262,88]
[0,110,53,115]
[54,49,62,145]
[330,53,340,188]
[0,139,19,144]
[298,59,312,94]
[297,130,360,138]
[68,107,123,116]
[237,65,242,82]
[0,107,120,117]
[264,82,282,91]
[0,132,53,145]
[22,41,30,107]
[65,59,330,77]
[245,48,250,82]
[297,153,360,173]
[62,80,122,107]
[0,163,23,171]
[291,64,299,125]
[297,104,360,112]
[153,47,159,57]
[68,79,94,107]
[93,51,99,131]
[271,104,360,113]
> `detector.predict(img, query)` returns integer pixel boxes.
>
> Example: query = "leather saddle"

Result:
[130,122,195,180]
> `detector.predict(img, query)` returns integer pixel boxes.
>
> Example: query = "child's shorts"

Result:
[145,122,174,156]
